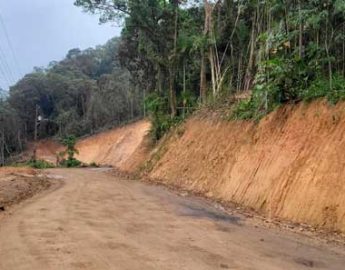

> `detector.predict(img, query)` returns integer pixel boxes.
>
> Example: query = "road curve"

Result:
[0,168,344,270]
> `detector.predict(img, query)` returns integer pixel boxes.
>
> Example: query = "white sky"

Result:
[0,0,121,90]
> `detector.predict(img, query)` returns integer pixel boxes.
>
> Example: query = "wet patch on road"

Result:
[140,181,241,225]
[294,257,325,268]
[177,202,241,224]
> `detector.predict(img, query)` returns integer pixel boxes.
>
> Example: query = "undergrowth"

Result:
[26,159,55,169]
[232,74,345,121]
[145,92,187,141]
[301,74,345,104]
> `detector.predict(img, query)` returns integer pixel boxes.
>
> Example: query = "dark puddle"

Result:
[140,183,241,225]
[177,201,241,225]
[294,257,325,268]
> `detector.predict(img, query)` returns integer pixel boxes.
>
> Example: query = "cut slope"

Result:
[76,120,150,170]
[34,120,150,171]
[36,140,64,164]
[149,100,345,232]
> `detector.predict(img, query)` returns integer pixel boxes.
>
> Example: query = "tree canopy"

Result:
[75,0,345,121]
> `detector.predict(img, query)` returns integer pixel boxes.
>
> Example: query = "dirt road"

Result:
[0,169,344,270]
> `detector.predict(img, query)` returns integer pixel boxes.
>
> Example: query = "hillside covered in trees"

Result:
[0,37,143,164]
[2,0,345,164]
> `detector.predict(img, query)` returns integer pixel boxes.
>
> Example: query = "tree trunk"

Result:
[325,22,333,91]
[0,125,4,166]
[237,52,243,92]
[200,49,207,102]
[183,60,186,118]
[34,104,39,141]
[169,68,177,117]
[244,11,257,91]
[169,0,179,118]
[298,0,303,58]
[17,130,23,152]
[209,47,217,96]
[157,65,163,94]
[342,24,345,77]
[199,0,213,102]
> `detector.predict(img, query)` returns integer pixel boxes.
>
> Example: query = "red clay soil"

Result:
[33,120,150,171]
[76,120,150,170]
[149,100,345,233]
[0,167,50,209]
[36,140,64,164]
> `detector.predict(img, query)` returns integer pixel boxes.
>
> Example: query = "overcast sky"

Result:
[0,0,121,90]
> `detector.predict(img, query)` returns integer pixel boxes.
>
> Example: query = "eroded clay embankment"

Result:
[35,120,150,172]
[149,100,345,232]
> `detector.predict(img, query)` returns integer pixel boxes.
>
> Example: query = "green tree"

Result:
[60,135,81,167]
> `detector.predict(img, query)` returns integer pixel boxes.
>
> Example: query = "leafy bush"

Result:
[300,77,329,102]
[150,113,181,141]
[27,159,55,169]
[145,92,182,141]
[178,90,197,117]
[301,74,345,104]
[232,82,280,121]
[232,99,255,120]
[59,158,81,168]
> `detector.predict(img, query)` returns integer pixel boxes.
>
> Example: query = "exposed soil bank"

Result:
[0,168,51,209]
[149,100,345,233]
[33,120,150,171]
[76,120,150,171]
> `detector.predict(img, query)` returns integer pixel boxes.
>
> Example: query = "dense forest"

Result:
[0,38,143,164]
[1,0,345,164]
[75,0,345,129]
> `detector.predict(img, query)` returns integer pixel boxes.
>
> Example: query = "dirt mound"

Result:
[33,120,150,171]
[0,167,50,209]
[149,100,345,233]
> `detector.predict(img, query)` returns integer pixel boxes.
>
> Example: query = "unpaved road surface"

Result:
[0,169,344,270]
